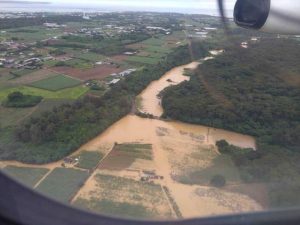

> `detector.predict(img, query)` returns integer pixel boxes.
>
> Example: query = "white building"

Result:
[108,79,120,85]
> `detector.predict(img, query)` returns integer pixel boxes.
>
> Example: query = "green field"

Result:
[64,59,93,69]
[36,168,89,202]
[29,75,82,91]
[74,151,104,170]
[126,56,160,65]
[142,37,165,46]
[31,99,74,116]
[0,106,35,128]
[10,69,38,78]
[3,26,62,43]
[145,46,171,53]
[2,166,49,187]
[73,52,106,62]
[0,86,89,102]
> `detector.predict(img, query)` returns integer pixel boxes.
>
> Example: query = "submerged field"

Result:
[74,173,174,219]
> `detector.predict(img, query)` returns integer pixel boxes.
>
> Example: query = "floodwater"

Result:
[138,62,199,117]
[1,60,260,218]
[74,61,261,218]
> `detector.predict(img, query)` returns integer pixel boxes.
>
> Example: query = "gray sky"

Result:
[5,0,236,8]
[0,0,236,14]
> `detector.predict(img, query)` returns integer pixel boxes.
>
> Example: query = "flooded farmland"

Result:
[73,61,261,218]
[1,60,262,219]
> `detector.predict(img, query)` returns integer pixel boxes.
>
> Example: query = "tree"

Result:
[8,92,23,102]
[210,175,226,187]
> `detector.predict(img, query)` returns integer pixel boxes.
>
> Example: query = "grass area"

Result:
[0,86,89,102]
[5,26,62,43]
[1,166,49,187]
[43,60,59,67]
[10,69,38,78]
[73,174,173,219]
[145,46,171,54]
[64,58,93,69]
[31,99,74,116]
[73,52,106,62]
[126,56,160,65]
[142,37,165,46]
[29,75,82,91]
[0,106,35,128]
[74,151,104,170]
[36,168,89,202]
[114,143,153,160]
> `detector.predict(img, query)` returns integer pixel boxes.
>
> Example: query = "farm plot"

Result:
[63,58,93,69]
[31,99,74,116]
[73,173,173,219]
[145,46,171,54]
[10,69,38,78]
[9,69,58,85]
[0,106,36,128]
[74,151,104,170]
[167,144,241,186]
[136,51,167,59]
[99,143,153,170]
[1,166,49,187]
[52,65,124,80]
[36,168,89,203]
[29,75,82,91]
[126,56,160,65]
[142,37,165,46]
[6,26,62,42]
[0,86,89,101]
[73,52,106,62]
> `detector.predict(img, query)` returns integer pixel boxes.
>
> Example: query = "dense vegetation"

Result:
[2,92,43,108]
[162,39,300,208]
[162,39,300,149]
[216,140,300,208]
[0,15,84,29]
[0,45,192,164]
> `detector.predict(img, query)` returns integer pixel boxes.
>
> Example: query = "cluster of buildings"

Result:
[43,23,66,28]
[107,68,137,85]
[146,26,171,35]
[187,27,218,39]
[0,57,42,69]
[240,37,260,49]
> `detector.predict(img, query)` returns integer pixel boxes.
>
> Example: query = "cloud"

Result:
[0,0,50,3]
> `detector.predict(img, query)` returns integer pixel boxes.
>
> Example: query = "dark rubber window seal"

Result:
[1,171,300,225]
